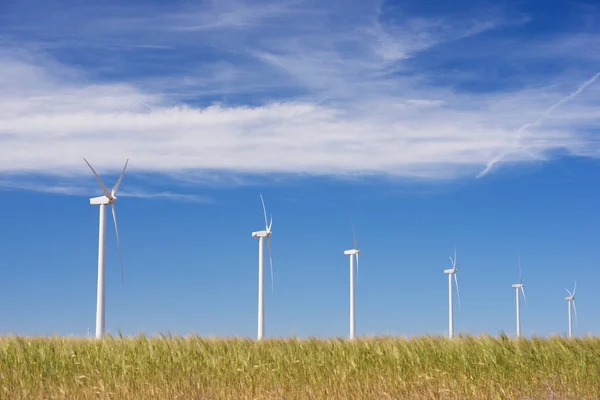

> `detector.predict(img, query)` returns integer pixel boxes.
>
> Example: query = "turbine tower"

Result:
[251,194,273,341]
[84,158,128,340]
[565,281,578,338]
[512,253,527,338]
[443,247,460,339]
[344,215,360,340]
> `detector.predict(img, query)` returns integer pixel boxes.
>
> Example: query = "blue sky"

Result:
[0,0,599,338]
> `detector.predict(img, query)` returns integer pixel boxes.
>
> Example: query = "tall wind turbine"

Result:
[512,253,527,338]
[344,215,360,340]
[443,247,460,339]
[565,281,578,338]
[84,158,128,340]
[251,194,273,341]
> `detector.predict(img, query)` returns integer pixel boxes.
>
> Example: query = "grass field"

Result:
[1,335,599,399]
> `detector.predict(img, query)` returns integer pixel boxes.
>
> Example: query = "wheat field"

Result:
[0,335,598,399]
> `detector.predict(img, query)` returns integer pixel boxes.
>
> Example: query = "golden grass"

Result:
[1,334,599,399]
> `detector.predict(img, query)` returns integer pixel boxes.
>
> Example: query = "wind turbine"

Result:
[565,281,578,338]
[84,158,128,340]
[251,194,273,341]
[344,214,360,340]
[511,253,527,338]
[443,247,460,339]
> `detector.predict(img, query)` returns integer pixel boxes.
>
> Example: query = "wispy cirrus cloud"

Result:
[0,0,599,196]
[477,71,600,177]
[118,190,213,204]
[0,177,210,203]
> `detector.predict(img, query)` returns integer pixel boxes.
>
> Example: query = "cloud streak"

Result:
[0,177,210,203]
[476,71,600,178]
[119,190,212,204]
[1,0,600,192]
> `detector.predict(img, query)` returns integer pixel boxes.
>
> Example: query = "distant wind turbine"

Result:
[443,247,460,339]
[251,194,273,341]
[565,281,578,338]
[512,253,527,338]
[84,158,128,340]
[344,214,360,340]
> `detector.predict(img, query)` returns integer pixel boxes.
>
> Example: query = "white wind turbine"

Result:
[443,247,460,339]
[344,215,360,340]
[512,253,527,338]
[84,158,128,340]
[251,194,273,341]
[565,281,578,338]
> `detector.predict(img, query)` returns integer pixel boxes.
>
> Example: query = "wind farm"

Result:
[1,158,599,399]
[3,0,600,398]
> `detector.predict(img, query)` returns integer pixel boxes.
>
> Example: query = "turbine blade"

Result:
[454,246,457,268]
[572,300,578,325]
[454,273,461,310]
[83,158,111,199]
[260,194,269,231]
[518,251,522,284]
[565,288,573,297]
[111,203,124,283]
[573,280,577,297]
[349,210,358,251]
[449,256,454,265]
[521,286,527,306]
[268,215,273,232]
[267,235,273,293]
[112,158,129,195]
[355,253,359,278]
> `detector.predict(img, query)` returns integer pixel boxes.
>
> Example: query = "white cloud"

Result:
[1,0,600,193]
[1,76,597,178]
[118,190,212,203]
[0,177,209,203]
[170,0,301,31]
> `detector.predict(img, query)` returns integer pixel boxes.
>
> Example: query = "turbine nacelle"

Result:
[565,296,574,301]
[443,268,456,274]
[344,249,360,256]
[89,195,117,205]
[512,283,523,288]
[252,230,271,238]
